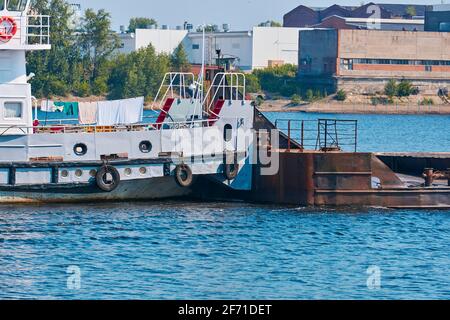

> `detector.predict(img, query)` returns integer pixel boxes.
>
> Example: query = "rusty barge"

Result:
[243,111,450,209]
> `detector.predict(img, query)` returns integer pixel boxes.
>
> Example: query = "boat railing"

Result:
[275,119,358,152]
[0,118,220,135]
[203,73,246,116]
[152,72,197,108]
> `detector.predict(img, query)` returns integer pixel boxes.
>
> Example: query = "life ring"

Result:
[96,165,120,192]
[175,164,193,188]
[224,154,239,180]
[0,17,17,43]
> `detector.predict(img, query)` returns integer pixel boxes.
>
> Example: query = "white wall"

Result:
[135,29,188,54]
[117,34,137,54]
[115,27,303,71]
[185,32,253,70]
[251,27,302,69]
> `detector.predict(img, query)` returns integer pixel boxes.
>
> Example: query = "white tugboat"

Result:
[0,1,255,203]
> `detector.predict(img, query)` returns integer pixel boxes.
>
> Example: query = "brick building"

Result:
[298,29,450,94]
[284,3,427,28]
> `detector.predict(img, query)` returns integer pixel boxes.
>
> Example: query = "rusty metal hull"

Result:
[251,151,450,208]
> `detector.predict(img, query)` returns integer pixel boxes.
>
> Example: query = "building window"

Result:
[192,44,200,50]
[341,59,353,70]
[348,58,450,67]
[4,102,23,119]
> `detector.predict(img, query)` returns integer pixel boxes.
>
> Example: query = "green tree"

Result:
[405,6,417,17]
[196,24,217,32]
[258,20,282,27]
[291,94,302,105]
[245,73,261,93]
[128,17,157,33]
[384,79,398,97]
[108,45,171,100]
[397,80,413,97]
[305,89,314,102]
[336,89,347,101]
[27,0,78,97]
[80,8,120,95]
[170,44,190,72]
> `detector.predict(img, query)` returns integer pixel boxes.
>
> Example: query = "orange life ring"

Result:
[0,17,17,42]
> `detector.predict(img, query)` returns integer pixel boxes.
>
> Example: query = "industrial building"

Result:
[298,29,450,94]
[310,15,424,31]
[284,3,427,29]
[425,4,450,31]
[117,27,304,71]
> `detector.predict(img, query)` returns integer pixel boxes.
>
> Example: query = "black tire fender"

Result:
[175,164,194,188]
[96,165,120,192]
[224,154,239,180]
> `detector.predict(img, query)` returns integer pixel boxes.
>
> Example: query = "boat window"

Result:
[4,102,23,118]
[0,0,4,10]
[224,124,232,142]
[7,0,27,12]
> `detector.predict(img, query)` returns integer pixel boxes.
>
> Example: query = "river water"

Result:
[0,112,449,300]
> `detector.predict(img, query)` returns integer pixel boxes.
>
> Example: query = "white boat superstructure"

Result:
[0,1,256,203]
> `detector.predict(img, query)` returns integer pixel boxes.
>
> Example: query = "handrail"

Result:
[152,72,196,110]
[0,118,221,135]
[275,119,358,152]
[203,73,246,115]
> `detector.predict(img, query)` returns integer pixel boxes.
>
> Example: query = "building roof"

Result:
[284,3,428,27]
[378,3,427,17]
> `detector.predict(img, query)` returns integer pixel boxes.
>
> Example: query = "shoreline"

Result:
[257,101,450,115]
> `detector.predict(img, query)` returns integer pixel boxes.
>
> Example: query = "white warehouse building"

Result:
[118,27,305,71]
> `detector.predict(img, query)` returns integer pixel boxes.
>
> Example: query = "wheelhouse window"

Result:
[6,0,28,12]
[4,102,23,118]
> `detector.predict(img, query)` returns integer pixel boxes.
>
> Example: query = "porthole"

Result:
[224,124,233,142]
[89,169,97,177]
[139,167,147,175]
[74,143,88,156]
[61,170,69,178]
[75,169,83,177]
[124,168,132,176]
[139,140,152,153]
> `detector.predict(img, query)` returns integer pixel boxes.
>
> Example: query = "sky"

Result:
[75,0,445,32]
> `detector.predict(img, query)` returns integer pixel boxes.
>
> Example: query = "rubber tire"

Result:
[224,161,239,180]
[175,164,193,188]
[96,165,120,192]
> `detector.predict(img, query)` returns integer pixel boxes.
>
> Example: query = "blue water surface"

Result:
[0,202,449,300]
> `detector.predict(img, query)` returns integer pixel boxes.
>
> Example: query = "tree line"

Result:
[27,0,189,101]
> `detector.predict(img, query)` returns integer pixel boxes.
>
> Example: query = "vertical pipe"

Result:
[288,120,291,152]
[301,121,304,148]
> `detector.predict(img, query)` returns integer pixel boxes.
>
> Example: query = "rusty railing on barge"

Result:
[274,119,358,152]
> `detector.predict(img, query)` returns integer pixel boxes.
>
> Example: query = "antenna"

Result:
[191,25,206,127]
